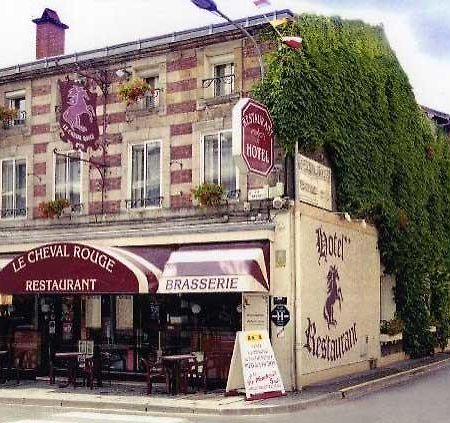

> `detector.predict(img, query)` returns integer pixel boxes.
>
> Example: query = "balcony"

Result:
[125,196,164,209]
[200,74,239,106]
[2,110,26,129]
[125,90,162,121]
[0,207,27,219]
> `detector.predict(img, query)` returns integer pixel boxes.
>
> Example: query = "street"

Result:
[0,366,450,423]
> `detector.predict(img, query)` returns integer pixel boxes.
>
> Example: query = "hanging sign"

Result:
[232,98,274,176]
[226,330,285,400]
[58,80,100,152]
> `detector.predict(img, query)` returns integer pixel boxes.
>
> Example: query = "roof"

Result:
[0,9,293,81]
[32,8,69,30]
[422,105,450,133]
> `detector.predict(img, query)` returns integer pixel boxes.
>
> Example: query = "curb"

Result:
[339,357,450,399]
[0,359,448,415]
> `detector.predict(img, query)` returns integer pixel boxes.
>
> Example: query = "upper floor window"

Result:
[202,130,237,194]
[129,141,162,208]
[5,90,26,126]
[54,152,81,210]
[1,158,26,219]
[144,76,160,109]
[213,63,234,97]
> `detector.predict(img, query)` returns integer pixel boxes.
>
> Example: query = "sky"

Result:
[0,0,449,112]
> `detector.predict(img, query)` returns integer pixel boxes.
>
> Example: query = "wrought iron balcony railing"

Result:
[2,110,26,129]
[202,74,235,97]
[0,207,27,219]
[125,196,164,209]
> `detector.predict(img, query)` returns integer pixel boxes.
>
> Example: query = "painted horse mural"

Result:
[323,265,343,329]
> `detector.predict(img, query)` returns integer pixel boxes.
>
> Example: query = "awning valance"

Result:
[158,247,269,294]
[0,243,160,295]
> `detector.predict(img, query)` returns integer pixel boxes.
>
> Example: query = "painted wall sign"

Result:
[58,80,100,152]
[232,98,275,176]
[298,210,381,375]
[226,330,285,400]
[296,154,332,210]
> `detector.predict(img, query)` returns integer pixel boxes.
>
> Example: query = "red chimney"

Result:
[32,8,69,60]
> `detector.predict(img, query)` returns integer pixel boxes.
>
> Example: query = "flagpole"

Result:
[214,9,265,79]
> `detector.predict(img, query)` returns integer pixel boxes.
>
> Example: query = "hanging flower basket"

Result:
[118,78,150,106]
[39,199,70,219]
[192,183,224,207]
[0,105,17,125]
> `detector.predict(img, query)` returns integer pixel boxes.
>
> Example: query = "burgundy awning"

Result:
[158,246,269,294]
[0,243,160,295]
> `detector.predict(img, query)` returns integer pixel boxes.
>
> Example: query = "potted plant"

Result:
[118,78,150,105]
[192,182,224,207]
[39,198,70,219]
[380,318,404,343]
[0,105,17,126]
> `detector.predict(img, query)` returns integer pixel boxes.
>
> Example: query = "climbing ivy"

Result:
[252,15,450,357]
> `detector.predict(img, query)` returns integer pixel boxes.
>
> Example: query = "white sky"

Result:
[1,0,449,112]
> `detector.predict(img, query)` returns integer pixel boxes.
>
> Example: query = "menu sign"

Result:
[226,330,285,400]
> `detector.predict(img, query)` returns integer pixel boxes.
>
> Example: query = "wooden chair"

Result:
[139,357,167,395]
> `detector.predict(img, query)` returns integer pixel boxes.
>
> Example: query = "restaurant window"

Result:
[129,140,162,208]
[202,130,237,194]
[5,90,26,126]
[0,158,27,219]
[213,63,234,97]
[54,152,81,209]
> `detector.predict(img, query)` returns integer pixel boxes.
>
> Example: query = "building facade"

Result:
[0,8,383,392]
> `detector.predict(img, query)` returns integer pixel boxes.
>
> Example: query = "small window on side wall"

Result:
[0,158,27,219]
[54,152,82,212]
[144,76,160,109]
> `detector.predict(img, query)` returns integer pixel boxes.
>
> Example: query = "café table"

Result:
[0,350,7,384]
[54,351,85,388]
[161,353,195,395]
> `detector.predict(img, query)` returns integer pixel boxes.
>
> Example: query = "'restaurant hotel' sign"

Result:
[232,98,274,176]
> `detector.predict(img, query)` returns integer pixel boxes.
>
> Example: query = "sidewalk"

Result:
[0,352,448,416]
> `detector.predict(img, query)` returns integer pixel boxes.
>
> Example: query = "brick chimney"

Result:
[32,8,69,60]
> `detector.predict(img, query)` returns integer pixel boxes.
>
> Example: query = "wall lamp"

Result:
[115,68,132,79]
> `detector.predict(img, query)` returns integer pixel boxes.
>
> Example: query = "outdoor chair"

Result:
[139,356,167,395]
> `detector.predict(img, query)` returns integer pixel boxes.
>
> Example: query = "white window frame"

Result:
[200,130,239,194]
[143,75,160,109]
[212,62,235,97]
[53,151,83,210]
[0,157,27,219]
[127,139,163,209]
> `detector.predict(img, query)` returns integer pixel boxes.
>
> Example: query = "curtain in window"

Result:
[131,145,145,206]
[1,161,14,212]
[146,143,161,203]
[55,155,67,200]
[220,131,235,192]
[204,134,219,184]
[15,159,26,212]
[68,154,81,206]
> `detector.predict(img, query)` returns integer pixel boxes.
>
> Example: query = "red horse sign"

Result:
[58,80,100,152]
[232,98,274,176]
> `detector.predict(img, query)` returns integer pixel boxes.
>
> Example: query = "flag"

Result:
[253,0,271,7]
[281,36,302,50]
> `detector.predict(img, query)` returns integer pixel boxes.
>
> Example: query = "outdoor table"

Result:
[161,354,195,395]
[0,350,7,384]
[54,352,85,388]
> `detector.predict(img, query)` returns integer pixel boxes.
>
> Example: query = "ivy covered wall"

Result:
[252,15,450,357]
